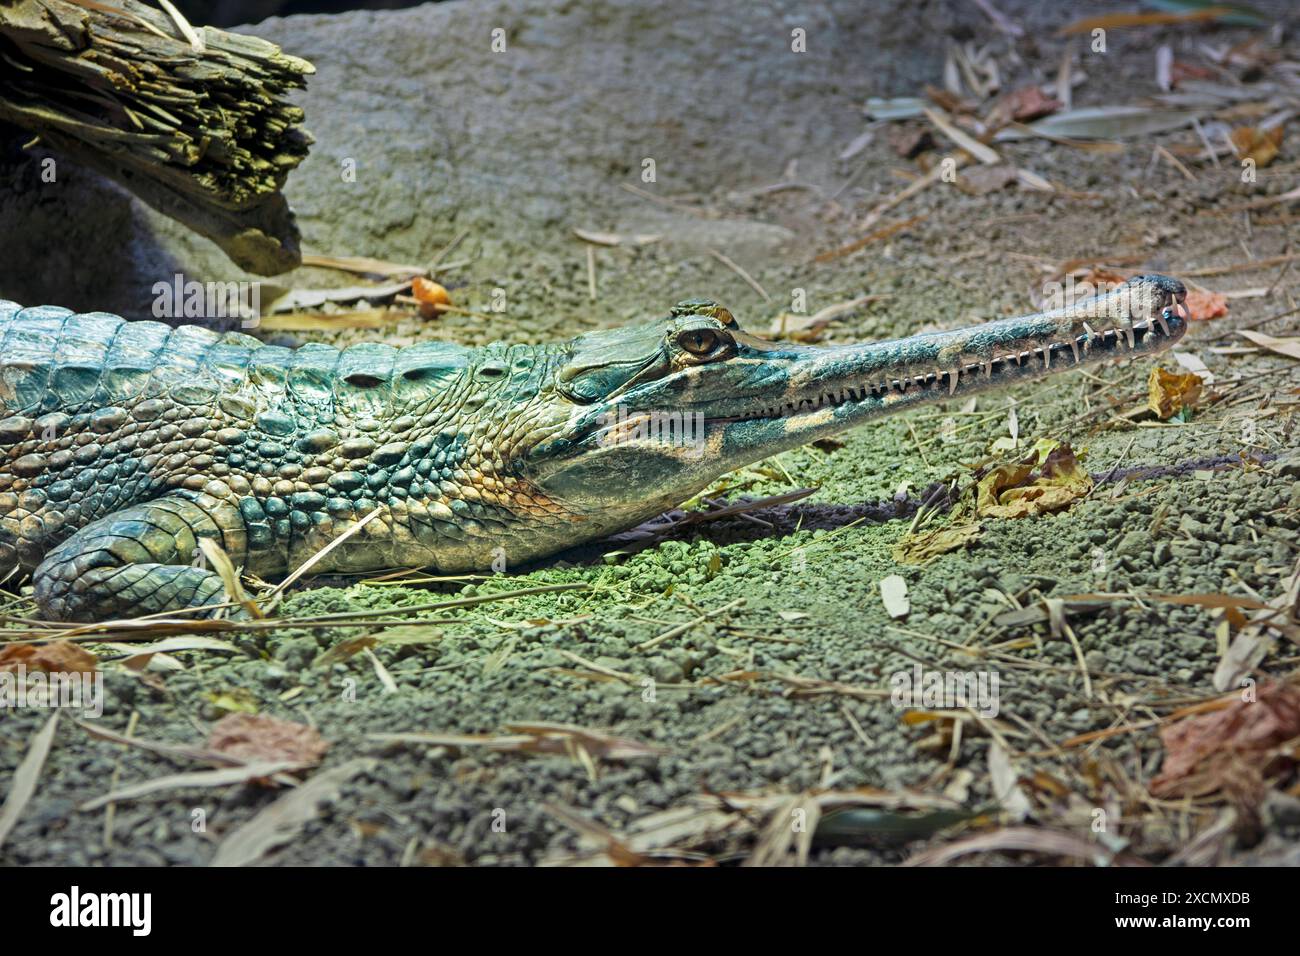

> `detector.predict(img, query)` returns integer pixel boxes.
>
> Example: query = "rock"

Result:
[0,0,947,319]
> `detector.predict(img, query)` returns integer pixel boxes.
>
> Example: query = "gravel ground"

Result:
[1,0,1299,866]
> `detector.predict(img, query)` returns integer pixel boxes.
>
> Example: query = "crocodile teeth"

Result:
[1041,346,1050,370]
[947,369,959,395]
[1082,322,1096,345]
[1122,324,1135,350]
[1155,312,1171,337]
[1069,337,1081,364]
[983,360,993,379]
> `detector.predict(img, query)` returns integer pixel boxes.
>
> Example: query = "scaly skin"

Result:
[0,275,1188,621]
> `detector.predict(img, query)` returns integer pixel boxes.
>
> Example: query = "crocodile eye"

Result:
[677,327,722,356]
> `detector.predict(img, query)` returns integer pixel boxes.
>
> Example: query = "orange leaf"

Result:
[1184,289,1228,321]
[411,277,452,318]
[1230,125,1283,167]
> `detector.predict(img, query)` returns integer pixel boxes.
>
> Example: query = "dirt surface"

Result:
[2,0,1300,866]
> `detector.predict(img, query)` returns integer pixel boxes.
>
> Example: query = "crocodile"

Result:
[0,274,1188,622]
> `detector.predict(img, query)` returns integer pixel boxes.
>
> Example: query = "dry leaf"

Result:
[955,164,1020,196]
[966,439,1092,520]
[1185,289,1229,321]
[998,106,1200,142]
[989,738,1032,822]
[892,522,982,564]
[923,108,1001,164]
[0,640,97,675]
[79,761,313,811]
[207,713,330,767]
[1239,329,1300,361]
[266,281,411,313]
[211,758,378,867]
[1172,349,1215,385]
[888,125,935,159]
[863,97,927,121]
[1152,681,1300,803]
[904,826,1114,866]
[1230,125,1283,167]
[411,277,452,319]
[572,228,662,247]
[1147,366,1204,419]
[987,86,1062,128]
[0,712,59,849]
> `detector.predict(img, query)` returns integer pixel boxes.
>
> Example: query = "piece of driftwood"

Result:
[0,0,314,274]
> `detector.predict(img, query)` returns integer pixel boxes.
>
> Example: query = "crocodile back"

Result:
[0,303,255,416]
[0,302,487,577]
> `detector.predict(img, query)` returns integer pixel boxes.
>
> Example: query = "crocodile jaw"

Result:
[530,275,1188,521]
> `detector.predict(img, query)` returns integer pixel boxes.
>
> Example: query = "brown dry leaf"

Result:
[1058,9,1242,35]
[923,85,975,116]
[892,521,982,564]
[888,124,935,158]
[1184,289,1229,321]
[1147,366,1203,419]
[968,438,1092,520]
[1239,329,1300,361]
[207,713,330,767]
[1230,125,1283,167]
[0,640,97,675]
[954,164,1020,196]
[411,277,452,319]
[1151,681,1300,804]
[987,86,1062,128]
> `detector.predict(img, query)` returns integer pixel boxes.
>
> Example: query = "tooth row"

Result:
[735,318,1170,420]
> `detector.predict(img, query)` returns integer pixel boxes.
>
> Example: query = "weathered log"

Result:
[0,0,314,274]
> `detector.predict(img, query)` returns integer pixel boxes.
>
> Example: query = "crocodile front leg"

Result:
[32,491,250,621]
